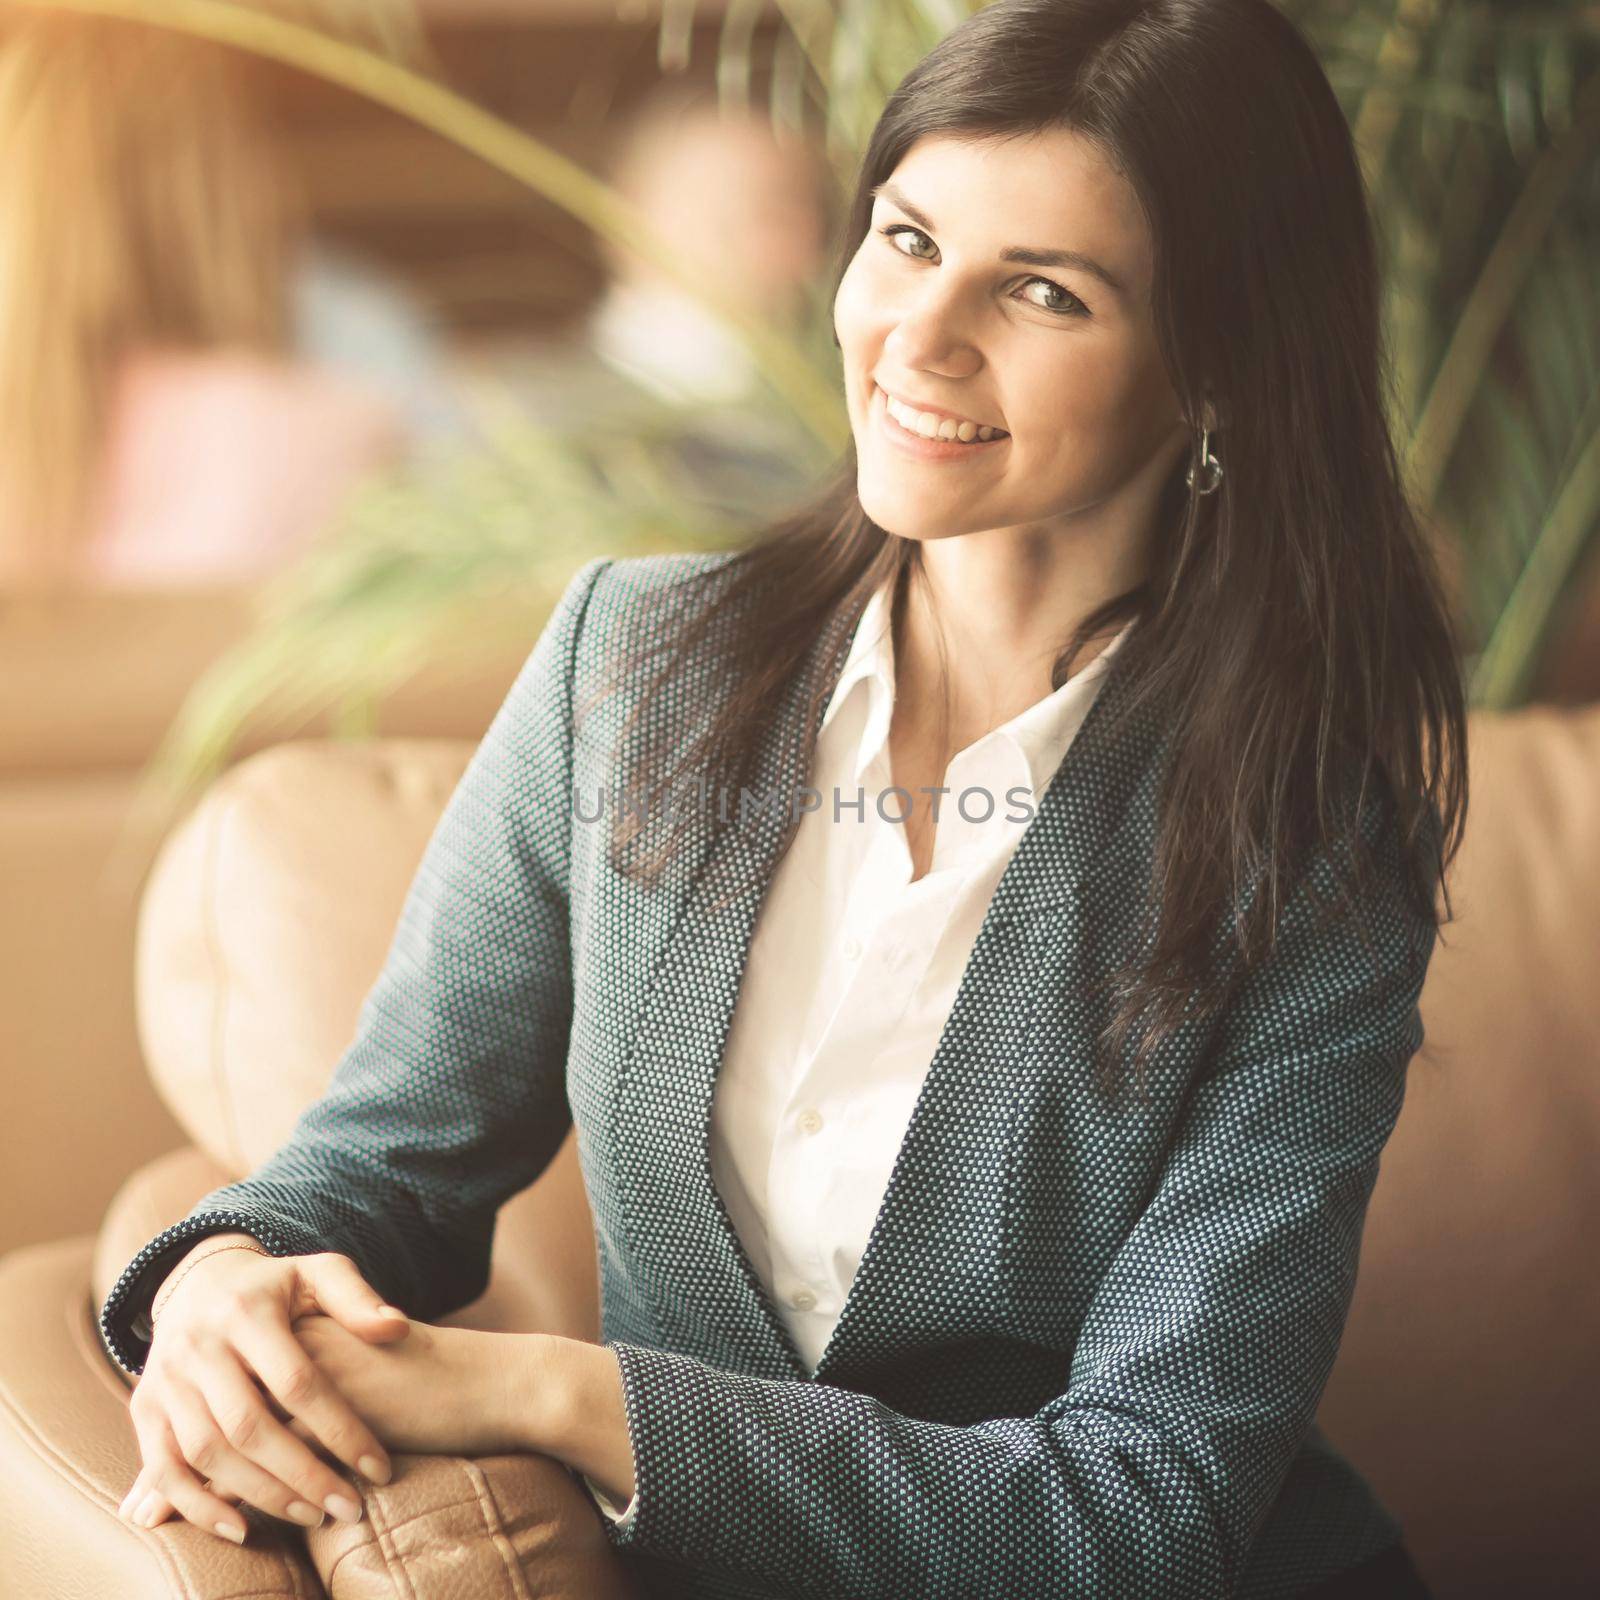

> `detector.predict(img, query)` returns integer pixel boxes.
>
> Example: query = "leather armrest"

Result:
[304,1450,642,1599]
[0,1235,322,1597]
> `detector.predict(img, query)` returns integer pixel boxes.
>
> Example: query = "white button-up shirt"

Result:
[584,578,1132,1525]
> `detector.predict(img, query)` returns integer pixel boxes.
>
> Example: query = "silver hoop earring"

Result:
[1186,425,1223,496]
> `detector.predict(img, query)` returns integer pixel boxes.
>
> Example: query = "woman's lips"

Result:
[872,383,1010,462]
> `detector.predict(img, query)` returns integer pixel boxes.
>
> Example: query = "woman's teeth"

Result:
[884,390,1007,444]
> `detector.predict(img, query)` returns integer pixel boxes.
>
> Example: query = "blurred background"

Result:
[0,0,846,1257]
[0,3,1596,1594]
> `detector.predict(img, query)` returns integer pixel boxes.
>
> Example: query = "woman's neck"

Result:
[889,533,1138,756]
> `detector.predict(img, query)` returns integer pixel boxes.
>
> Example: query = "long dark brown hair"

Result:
[589,0,1468,1100]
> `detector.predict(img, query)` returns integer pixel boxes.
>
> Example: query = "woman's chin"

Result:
[856,494,975,543]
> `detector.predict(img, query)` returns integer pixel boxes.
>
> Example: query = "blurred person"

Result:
[588,82,833,408]
[470,83,834,521]
[0,10,410,593]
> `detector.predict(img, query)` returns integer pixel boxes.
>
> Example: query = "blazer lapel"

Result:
[609,593,858,1380]
[609,587,1166,1386]
[809,633,1166,1384]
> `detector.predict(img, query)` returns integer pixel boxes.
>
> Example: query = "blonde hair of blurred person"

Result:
[0,11,402,594]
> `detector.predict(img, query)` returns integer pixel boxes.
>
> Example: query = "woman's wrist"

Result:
[510,1334,636,1507]
[150,1232,269,1327]
[506,1332,577,1456]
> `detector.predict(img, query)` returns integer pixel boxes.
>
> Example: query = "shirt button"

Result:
[842,935,862,960]
[790,1289,817,1312]
[797,1108,824,1135]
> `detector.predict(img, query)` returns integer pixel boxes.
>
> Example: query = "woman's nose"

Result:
[883,296,983,377]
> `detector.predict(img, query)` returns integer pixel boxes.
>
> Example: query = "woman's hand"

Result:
[117,1237,412,1543]
[292,1323,638,1512]
[124,1311,556,1536]
[285,1315,545,1459]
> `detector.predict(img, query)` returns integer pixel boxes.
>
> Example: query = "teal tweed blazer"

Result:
[101,552,1437,1600]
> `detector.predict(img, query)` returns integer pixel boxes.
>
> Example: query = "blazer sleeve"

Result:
[98,554,613,1378]
[599,788,1438,1599]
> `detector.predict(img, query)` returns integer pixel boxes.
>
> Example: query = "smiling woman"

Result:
[610,0,1465,1093]
[843,132,1184,521]
[578,0,1466,1587]
[100,2,1466,1598]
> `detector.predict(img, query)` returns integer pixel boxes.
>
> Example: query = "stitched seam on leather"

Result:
[458,1457,534,1600]
[362,1489,417,1600]
[324,1491,497,1558]
[203,785,243,1172]
[320,1475,548,1598]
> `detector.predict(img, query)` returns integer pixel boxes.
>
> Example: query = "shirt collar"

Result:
[818,577,1136,803]
[820,579,894,731]
[991,616,1136,802]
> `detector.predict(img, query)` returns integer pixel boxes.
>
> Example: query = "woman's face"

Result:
[834,128,1189,547]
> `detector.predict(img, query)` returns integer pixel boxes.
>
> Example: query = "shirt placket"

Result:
[764,741,960,1331]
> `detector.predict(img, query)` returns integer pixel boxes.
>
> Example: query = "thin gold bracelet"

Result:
[150,1239,271,1329]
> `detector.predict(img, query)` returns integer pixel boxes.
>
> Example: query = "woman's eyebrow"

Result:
[871,179,1127,298]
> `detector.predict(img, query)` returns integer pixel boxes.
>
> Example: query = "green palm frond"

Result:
[130,379,782,826]
[1446,221,1600,704]
[1291,0,1600,706]
[1404,60,1600,510]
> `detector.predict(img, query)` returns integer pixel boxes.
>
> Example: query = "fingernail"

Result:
[324,1493,362,1523]
[377,1305,407,1320]
[117,1486,137,1518]
[285,1499,325,1527]
[134,1491,161,1527]
[215,1520,247,1545]
[358,1453,391,1485]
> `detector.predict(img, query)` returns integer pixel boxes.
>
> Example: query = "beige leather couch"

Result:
[1,701,1596,1597]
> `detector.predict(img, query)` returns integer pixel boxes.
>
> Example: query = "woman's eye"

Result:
[875,224,1088,317]
[1020,278,1087,317]
[879,223,937,260]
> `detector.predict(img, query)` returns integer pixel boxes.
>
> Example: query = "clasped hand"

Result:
[118,1248,540,1536]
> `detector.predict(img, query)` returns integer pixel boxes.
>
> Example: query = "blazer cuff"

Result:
[597,1338,785,1561]
[98,1207,329,1377]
